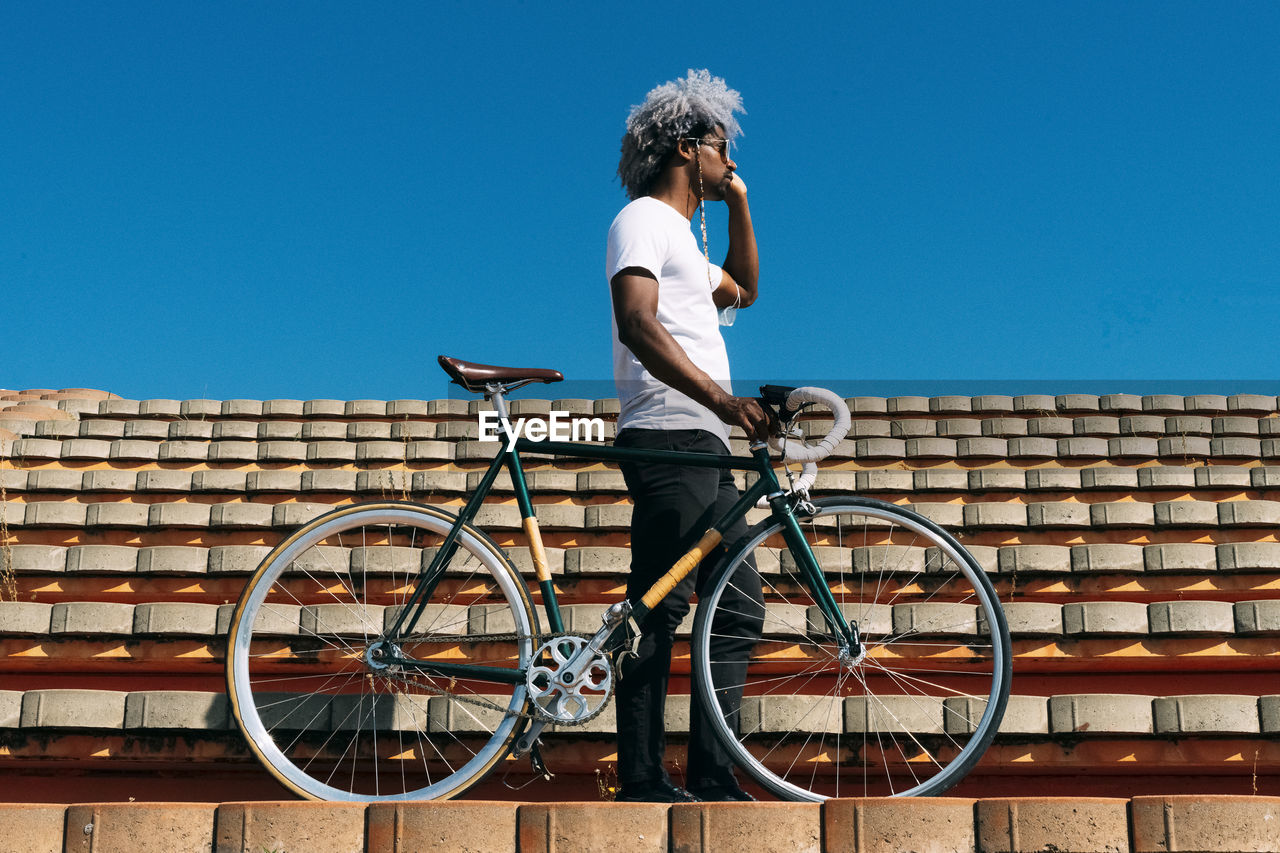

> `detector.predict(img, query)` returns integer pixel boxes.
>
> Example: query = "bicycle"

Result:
[225,355,1011,802]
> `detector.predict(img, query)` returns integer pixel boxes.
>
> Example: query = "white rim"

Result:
[229,506,533,801]
[694,501,1009,801]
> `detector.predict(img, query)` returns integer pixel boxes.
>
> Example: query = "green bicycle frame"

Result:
[382,434,857,683]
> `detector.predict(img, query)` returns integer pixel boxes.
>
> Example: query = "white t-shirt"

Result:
[606,196,732,450]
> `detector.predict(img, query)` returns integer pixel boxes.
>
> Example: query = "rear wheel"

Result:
[225,502,537,801]
[691,496,1011,800]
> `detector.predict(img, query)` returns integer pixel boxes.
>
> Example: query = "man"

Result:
[606,69,771,803]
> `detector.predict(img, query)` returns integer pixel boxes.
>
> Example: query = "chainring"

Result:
[526,634,614,725]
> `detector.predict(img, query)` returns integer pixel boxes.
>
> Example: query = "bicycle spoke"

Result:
[693,498,1010,800]
[228,504,535,801]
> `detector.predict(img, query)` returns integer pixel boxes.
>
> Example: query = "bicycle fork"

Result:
[772,496,865,662]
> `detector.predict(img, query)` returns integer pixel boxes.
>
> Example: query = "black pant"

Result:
[613,428,765,790]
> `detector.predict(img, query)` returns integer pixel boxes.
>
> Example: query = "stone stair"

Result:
[1,387,1279,802]
[1,796,1278,852]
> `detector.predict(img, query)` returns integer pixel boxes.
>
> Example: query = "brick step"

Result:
[9,540,1280,583]
[4,744,1280,797]
[7,573,1279,618]
[2,688,1279,743]
[19,411,1280,442]
[30,396,616,419]
[2,796,1279,853]
[9,392,1278,421]
[3,597,1278,646]
[3,469,476,497]
[2,500,616,532]
[14,496,1280,539]
[10,476,1280,512]
[11,434,1280,463]
[15,465,1280,507]
[799,413,1280,438]
[11,391,1277,417]
[5,438,457,464]
[7,766,1264,802]
[0,670,1262,701]
[13,459,1280,495]
[1,637,1278,681]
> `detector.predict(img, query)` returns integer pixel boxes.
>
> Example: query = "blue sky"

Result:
[4,2,1278,401]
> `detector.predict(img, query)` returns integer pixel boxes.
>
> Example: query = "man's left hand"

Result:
[724,173,747,205]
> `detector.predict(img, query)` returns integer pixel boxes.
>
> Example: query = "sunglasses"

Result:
[683,136,731,161]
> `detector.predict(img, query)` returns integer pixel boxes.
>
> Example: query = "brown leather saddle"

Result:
[437,355,564,393]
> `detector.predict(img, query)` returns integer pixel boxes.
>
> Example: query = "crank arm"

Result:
[553,601,631,688]
[512,718,551,756]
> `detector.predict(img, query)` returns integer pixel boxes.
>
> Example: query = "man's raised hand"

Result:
[724,173,747,204]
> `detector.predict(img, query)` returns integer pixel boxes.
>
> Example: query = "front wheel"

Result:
[225,502,538,801]
[691,496,1011,800]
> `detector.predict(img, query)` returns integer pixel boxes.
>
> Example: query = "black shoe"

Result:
[688,783,756,802]
[615,780,702,803]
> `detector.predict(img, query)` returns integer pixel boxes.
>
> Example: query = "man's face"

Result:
[691,128,736,200]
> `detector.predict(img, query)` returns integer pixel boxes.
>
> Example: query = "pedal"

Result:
[624,617,642,657]
[529,740,554,782]
[501,737,553,791]
[612,617,643,678]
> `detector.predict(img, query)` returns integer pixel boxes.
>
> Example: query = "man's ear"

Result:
[671,138,696,164]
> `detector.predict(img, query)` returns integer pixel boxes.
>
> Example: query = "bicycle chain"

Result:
[376,631,618,726]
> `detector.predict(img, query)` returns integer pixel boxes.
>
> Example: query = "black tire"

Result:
[691,496,1011,800]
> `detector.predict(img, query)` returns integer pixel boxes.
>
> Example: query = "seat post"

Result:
[485,382,513,430]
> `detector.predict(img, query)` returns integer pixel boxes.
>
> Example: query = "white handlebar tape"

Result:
[787,460,819,495]
[767,387,852,463]
[757,387,851,506]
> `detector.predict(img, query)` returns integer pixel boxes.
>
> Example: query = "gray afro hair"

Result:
[618,69,745,200]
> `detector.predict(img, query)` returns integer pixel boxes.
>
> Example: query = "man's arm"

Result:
[611,268,772,441]
[713,174,758,309]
